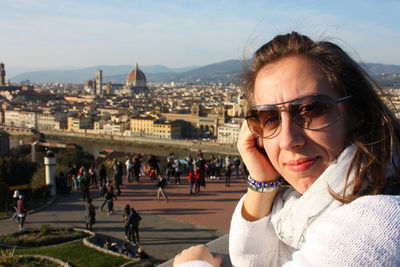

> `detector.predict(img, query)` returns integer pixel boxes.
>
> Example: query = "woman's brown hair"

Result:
[240,32,400,203]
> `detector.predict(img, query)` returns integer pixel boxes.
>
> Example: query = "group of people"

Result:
[83,180,148,259]
[125,154,144,183]
[68,163,108,198]
[103,238,149,259]
[122,204,142,245]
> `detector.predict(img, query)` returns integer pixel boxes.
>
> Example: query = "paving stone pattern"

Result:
[0,174,246,263]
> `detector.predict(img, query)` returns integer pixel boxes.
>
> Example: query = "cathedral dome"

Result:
[126,63,147,88]
[85,80,93,87]
[84,80,93,92]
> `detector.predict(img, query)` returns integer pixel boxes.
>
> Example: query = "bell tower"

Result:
[0,62,5,86]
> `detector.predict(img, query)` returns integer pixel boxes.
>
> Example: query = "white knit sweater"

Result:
[176,146,400,267]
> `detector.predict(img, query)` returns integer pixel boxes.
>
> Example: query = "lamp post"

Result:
[44,150,56,196]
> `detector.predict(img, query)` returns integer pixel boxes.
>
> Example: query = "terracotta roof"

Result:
[126,63,147,87]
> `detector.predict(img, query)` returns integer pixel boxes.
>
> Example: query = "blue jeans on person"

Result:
[73,177,78,190]
[189,181,194,194]
[11,207,20,222]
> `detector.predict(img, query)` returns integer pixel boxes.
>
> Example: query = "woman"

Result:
[98,164,107,195]
[10,190,20,222]
[128,207,142,245]
[17,194,27,231]
[173,32,400,266]
[175,160,183,184]
[88,163,98,188]
[104,185,118,215]
[85,198,96,231]
[123,204,131,240]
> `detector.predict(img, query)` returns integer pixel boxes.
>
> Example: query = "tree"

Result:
[0,182,9,212]
[0,156,37,186]
[56,149,95,170]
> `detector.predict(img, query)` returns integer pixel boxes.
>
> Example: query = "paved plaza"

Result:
[0,174,246,264]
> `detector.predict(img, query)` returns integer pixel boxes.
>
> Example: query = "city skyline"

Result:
[1,0,400,77]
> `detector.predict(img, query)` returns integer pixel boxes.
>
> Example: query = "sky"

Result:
[1,0,399,77]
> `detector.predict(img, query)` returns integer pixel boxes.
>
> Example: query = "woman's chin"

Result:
[287,176,319,194]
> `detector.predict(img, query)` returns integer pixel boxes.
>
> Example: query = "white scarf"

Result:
[270,145,356,249]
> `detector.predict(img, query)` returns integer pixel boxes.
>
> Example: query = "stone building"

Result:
[217,120,242,143]
[161,104,226,139]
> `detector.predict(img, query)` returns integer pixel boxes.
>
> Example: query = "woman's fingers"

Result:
[213,254,225,266]
[173,245,223,267]
[237,122,279,180]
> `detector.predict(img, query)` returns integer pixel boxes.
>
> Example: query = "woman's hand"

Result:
[237,122,280,221]
[173,245,224,267]
[237,121,280,181]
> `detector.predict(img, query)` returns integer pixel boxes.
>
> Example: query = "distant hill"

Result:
[10,64,199,83]
[106,60,243,83]
[363,63,400,75]
[9,60,400,84]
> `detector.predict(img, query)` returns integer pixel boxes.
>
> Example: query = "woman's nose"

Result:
[278,112,306,150]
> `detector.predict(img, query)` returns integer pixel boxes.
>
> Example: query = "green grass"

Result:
[1,240,163,267]
[14,241,131,267]
[16,256,59,267]
[0,210,14,217]
[0,228,89,247]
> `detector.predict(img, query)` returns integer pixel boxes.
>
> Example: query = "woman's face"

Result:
[254,56,347,194]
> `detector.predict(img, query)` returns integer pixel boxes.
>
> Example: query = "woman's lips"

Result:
[286,157,318,172]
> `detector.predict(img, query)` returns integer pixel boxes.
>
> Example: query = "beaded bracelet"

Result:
[247,175,284,193]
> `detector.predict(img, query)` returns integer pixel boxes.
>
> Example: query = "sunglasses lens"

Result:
[290,95,340,129]
[246,107,280,137]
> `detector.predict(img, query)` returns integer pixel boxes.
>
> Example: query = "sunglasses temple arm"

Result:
[335,95,352,103]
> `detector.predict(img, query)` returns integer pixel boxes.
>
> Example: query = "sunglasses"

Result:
[245,94,352,138]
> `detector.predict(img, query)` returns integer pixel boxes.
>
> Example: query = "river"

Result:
[9,135,217,160]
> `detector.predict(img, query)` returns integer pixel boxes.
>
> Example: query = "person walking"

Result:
[166,153,175,182]
[89,163,98,188]
[125,157,133,183]
[98,164,107,196]
[155,175,168,201]
[128,207,142,245]
[10,190,20,222]
[185,154,194,175]
[133,155,141,183]
[68,164,79,191]
[174,160,182,184]
[215,155,222,180]
[17,195,27,231]
[123,204,131,240]
[225,155,233,187]
[196,155,206,189]
[100,180,113,211]
[188,170,194,194]
[85,198,96,231]
[111,160,123,195]
[104,185,117,215]
[195,166,202,193]
[209,155,216,180]
[81,169,91,201]
[233,156,241,178]
[77,165,86,191]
